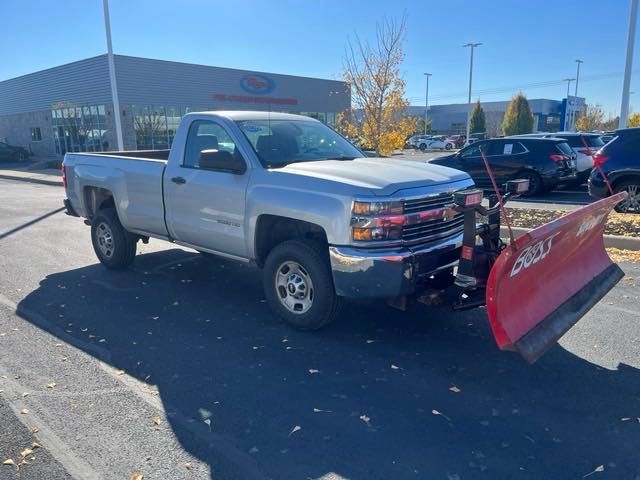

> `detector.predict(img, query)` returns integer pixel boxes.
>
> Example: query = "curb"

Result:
[500,226,640,251]
[0,173,63,187]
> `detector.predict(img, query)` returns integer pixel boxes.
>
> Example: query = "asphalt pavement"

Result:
[0,178,639,479]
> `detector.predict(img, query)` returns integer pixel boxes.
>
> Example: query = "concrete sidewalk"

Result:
[0,169,62,187]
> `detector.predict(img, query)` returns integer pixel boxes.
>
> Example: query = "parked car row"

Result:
[407,134,456,151]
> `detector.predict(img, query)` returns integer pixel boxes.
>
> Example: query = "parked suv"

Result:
[431,137,577,195]
[512,132,604,184]
[588,127,640,213]
[0,142,31,162]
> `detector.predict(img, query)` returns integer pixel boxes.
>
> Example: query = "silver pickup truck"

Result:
[63,111,472,329]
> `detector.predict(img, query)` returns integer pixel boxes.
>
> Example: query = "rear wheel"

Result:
[13,151,26,162]
[263,240,342,330]
[91,208,137,269]
[614,179,640,213]
[445,143,453,150]
[419,143,427,151]
[515,171,543,196]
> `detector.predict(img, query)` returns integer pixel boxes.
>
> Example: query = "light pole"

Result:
[574,59,583,97]
[620,0,639,128]
[423,73,432,135]
[463,43,482,141]
[103,0,123,151]
[563,78,576,130]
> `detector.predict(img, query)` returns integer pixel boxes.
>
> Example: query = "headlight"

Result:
[351,201,404,242]
[352,201,403,216]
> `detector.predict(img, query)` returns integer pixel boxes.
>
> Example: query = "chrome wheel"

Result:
[275,261,314,314]
[618,184,640,212]
[96,222,114,258]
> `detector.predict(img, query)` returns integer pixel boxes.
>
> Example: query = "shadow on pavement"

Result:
[17,249,640,479]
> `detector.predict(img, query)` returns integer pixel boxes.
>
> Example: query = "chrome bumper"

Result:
[329,234,462,298]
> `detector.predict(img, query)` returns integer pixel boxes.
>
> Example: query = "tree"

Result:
[628,112,640,127]
[415,117,432,135]
[575,104,605,132]
[600,116,619,131]
[501,93,534,135]
[340,16,416,155]
[469,100,486,134]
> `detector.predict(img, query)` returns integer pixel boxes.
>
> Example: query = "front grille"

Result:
[403,192,455,214]
[402,214,464,243]
[402,192,463,244]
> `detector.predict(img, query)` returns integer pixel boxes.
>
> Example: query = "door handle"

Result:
[171,176,186,185]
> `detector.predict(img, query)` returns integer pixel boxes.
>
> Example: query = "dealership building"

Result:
[408,97,585,135]
[0,55,350,157]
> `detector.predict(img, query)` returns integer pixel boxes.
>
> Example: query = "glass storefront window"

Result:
[51,103,109,155]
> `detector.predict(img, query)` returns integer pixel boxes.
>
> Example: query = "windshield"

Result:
[235,119,363,167]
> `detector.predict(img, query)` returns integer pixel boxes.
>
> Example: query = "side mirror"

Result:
[199,149,246,174]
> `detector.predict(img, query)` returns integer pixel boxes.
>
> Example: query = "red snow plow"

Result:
[449,148,627,363]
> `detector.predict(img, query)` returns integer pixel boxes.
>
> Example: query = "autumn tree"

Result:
[502,93,534,135]
[340,16,415,155]
[469,100,486,134]
[628,112,640,127]
[575,104,605,132]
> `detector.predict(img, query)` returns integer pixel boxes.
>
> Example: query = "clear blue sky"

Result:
[0,0,637,116]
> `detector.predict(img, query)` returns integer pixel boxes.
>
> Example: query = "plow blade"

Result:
[486,192,627,363]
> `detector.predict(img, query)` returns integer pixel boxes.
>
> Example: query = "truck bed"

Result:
[63,151,169,238]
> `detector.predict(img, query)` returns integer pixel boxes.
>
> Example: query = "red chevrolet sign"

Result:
[213,94,298,105]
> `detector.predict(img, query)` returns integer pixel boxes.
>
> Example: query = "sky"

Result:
[0,0,638,116]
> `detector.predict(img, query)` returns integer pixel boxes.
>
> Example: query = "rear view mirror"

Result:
[199,149,246,174]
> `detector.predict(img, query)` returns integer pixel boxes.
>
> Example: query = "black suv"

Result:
[431,138,577,195]
[0,142,31,162]
[588,127,640,213]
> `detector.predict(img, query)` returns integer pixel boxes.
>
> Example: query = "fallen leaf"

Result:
[583,465,605,478]
[129,472,144,480]
[288,425,302,437]
[449,386,461,393]
[115,370,125,376]
[153,416,161,426]
[432,409,452,422]
[184,462,193,470]
[359,414,371,425]
[31,427,39,433]
[31,443,41,449]
[47,382,56,389]
[3,459,15,466]
[20,409,29,415]
[19,449,33,458]
[22,392,29,397]
[308,369,319,374]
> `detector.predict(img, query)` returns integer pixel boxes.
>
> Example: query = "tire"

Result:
[613,179,640,213]
[13,151,26,162]
[90,208,137,269]
[263,239,342,330]
[445,143,452,150]
[419,143,427,151]
[515,170,543,196]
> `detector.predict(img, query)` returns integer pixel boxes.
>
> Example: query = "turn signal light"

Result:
[352,227,402,242]
[352,201,403,215]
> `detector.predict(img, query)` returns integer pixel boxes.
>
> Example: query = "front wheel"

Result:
[91,208,137,269]
[419,143,427,151]
[263,240,342,330]
[614,179,640,213]
[445,143,452,150]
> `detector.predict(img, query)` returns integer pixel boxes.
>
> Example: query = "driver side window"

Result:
[183,120,241,169]
[461,143,482,158]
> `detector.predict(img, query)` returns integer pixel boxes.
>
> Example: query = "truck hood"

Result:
[276,157,471,196]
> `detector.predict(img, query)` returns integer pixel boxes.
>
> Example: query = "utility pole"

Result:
[574,59,583,97]
[423,73,432,135]
[620,0,639,128]
[463,43,481,142]
[563,78,575,99]
[103,0,124,151]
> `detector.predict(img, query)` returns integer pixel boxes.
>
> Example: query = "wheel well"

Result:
[84,187,115,219]
[255,215,328,267]
[611,174,640,190]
